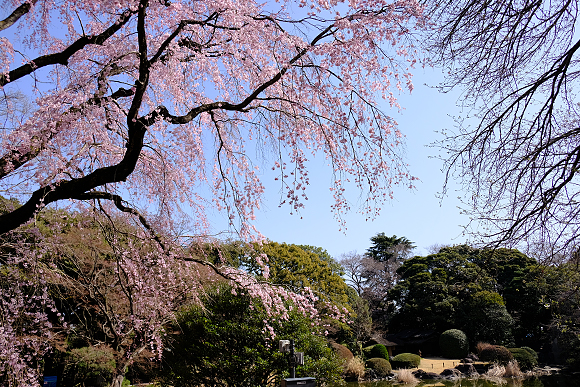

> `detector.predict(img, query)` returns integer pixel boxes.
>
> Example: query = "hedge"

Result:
[391,353,421,369]
[365,358,392,377]
[362,345,374,360]
[439,329,469,359]
[478,344,513,365]
[521,346,538,360]
[509,348,538,371]
[370,344,389,361]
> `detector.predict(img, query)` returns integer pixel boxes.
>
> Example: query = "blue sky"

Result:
[215,68,474,258]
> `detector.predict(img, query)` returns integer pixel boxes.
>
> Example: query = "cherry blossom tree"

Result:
[1,206,336,387]
[0,0,422,236]
[0,0,424,385]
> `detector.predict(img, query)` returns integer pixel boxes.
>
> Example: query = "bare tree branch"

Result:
[427,0,580,255]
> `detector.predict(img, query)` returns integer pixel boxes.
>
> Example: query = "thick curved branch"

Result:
[0,3,151,235]
[0,0,37,32]
[0,87,134,180]
[144,24,336,126]
[0,14,335,235]
[0,114,147,234]
[0,8,135,87]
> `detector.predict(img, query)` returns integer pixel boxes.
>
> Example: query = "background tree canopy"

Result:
[389,245,550,347]
[340,233,415,326]
[366,233,415,264]
[243,241,351,307]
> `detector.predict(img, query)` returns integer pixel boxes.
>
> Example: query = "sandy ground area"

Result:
[394,357,463,374]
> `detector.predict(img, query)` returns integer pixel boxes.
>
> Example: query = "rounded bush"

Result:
[370,344,389,361]
[509,348,538,371]
[439,329,469,359]
[362,345,374,360]
[479,344,514,365]
[521,346,538,360]
[365,357,392,377]
[391,353,421,369]
[330,342,354,361]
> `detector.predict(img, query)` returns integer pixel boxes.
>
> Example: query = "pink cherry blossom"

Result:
[0,0,424,385]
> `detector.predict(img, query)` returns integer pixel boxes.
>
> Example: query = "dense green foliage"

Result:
[369,344,389,361]
[388,245,554,347]
[159,284,343,387]
[478,344,514,365]
[365,358,392,377]
[459,290,514,345]
[469,248,551,346]
[362,346,374,360]
[509,348,538,371]
[390,246,504,335]
[366,233,415,263]
[245,242,351,306]
[298,245,345,277]
[61,347,117,387]
[521,346,538,360]
[439,329,469,359]
[390,353,421,369]
[543,263,580,370]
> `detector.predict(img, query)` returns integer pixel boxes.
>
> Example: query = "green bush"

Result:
[362,345,374,360]
[478,344,514,365]
[365,358,392,377]
[558,328,580,371]
[62,346,116,387]
[391,353,421,369]
[160,284,344,387]
[521,346,538,360]
[370,344,389,361]
[509,348,538,371]
[439,329,469,359]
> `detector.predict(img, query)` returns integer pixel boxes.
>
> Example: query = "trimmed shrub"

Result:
[366,358,392,377]
[439,329,469,359]
[509,348,538,371]
[521,346,539,360]
[362,345,374,360]
[331,342,354,362]
[476,341,493,354]
[370,344,389,361]
[391,353,421,369]
[478,343,514,365]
